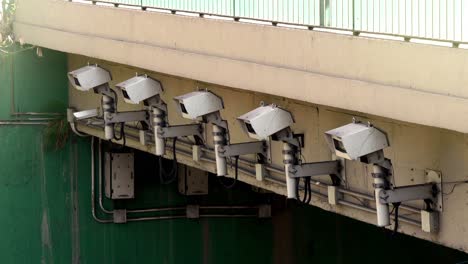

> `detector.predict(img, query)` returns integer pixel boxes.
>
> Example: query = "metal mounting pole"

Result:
[153,107,166,156]
[213,125,227,176]
[373,165,390,227]
[283,142,297,199]
[102,95,114,140]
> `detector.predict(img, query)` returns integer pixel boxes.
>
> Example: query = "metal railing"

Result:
[78,0,468,45]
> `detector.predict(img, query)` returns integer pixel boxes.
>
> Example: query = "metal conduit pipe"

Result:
[199,206,259,210]
[84,122,423,226]
[11,112,63,116]
[90,138,113,223]
[0,121,49,125]
[128,215,186,222]
[338,200,421,226]
[127,208,185,214]
[200,215,258,218]
[339,188,420,214]
[97,138,112,214]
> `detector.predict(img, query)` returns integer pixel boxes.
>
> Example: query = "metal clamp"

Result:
[371,172,388,179]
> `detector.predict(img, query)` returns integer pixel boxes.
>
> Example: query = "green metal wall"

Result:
[0,48,466,264]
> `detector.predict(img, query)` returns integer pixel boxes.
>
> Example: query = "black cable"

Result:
[299,178,306,203]
[443,180,468,195]
[305,177,312,204]
[295,178,300,201]
[295,177,312,204]
[158,138,178,185]
[392,202,401,235]
[110,89,118,106]
[111,122,126,149]
[218,156,239,189]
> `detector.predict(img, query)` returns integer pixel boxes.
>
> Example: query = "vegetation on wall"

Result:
[0,0,16,52]
[42,117,70,151]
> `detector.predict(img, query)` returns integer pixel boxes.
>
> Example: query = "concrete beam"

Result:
[14,0,468,133]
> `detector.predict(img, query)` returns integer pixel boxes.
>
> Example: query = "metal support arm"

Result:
[158,124,204,140]
[203,112,228,130]
[288,160,340,178]
[217,141,268,159]
[105,111,150,125]
[379,184,439,205]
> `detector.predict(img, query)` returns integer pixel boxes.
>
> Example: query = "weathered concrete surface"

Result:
[14,0,468,133]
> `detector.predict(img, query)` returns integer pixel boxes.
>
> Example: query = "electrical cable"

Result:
[443,180,468,195]
[305,177,312,204]
[392,202,401,235]
[110,89,119,106]
[111,122,126,148]
[218,155,239,189]
[158,137,178,184]
[295,176,312,204]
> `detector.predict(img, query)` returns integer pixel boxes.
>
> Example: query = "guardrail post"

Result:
[233,0,236,18]
[320,0,330,27]
[352,0,355,31]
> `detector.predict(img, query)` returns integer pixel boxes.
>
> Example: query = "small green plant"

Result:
[43,117,70,151]
[0,0,16,51]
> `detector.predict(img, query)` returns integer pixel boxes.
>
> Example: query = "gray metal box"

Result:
[105,152,135,199]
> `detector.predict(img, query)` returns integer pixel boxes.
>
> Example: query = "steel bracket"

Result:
[379,183,441,211]
[158,124,204,140]
[186,205,200,219]
[105,110,149,125]
[217,141,270,162]
[203,112,228,130]
[113,209,127,224]
[288,160,341,179]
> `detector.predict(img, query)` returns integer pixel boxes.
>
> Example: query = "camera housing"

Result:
[237,104,294,140]
[68,65,112,92]
[324,122,389,161]
[115,75,163,104]
[174,91,224,120]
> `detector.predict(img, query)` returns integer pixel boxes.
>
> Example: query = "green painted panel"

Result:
[0,47,466,264]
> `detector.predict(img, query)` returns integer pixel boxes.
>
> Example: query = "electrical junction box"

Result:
[105,152,135,199]
[178,165,209,195]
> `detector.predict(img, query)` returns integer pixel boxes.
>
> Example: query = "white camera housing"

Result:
[237,104,294,140]
[324,122,389,161]
[174,91,224,120]
[115,75,163,104]
[68,65,111,91]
